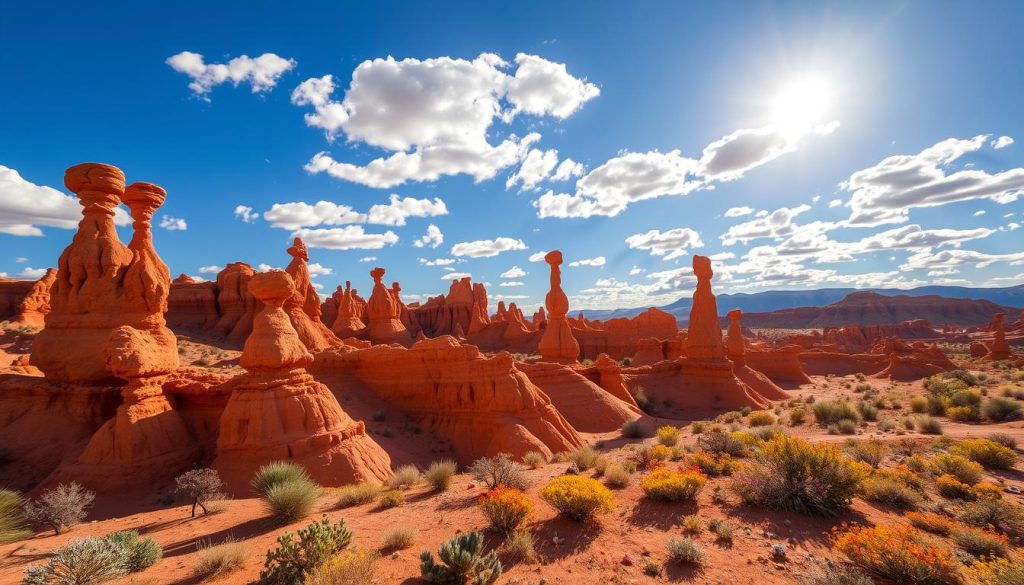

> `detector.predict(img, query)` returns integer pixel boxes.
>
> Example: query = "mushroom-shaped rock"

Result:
[214,270,392,491]
[284,237,344,351]
[365,267,413,346]
[538,251,579,364]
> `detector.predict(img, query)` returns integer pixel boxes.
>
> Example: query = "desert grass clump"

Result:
[707,518,733,542]
[539,475,615,521]
[0,489,30,544]
[833,524,961,585]
[420,531,502,585]
[950,438,1016,470]
[915,415,945,435]
[104,530,162,572]
[936,474,974,500]
[789,407,808,426]
[959,499,1024,539]
[479,486,533,533]
[620,419,647,438]
[907,512,955,536]
[656,425,681,446]
[335,482,382,508]
[688,451,736,476]
[951,526,1009,559]
[603,463,631,489]
[931,453,984,484]
[252,461,310,498]
[828,419,858,435]
[982,397,1022,421]
[468,453,530,491]
[732,435,869,516]
[23,482,94,535]
[843,439,887,468]
[503,529,538,564]
[260,515,353,585]
[306,549,381,585]
[263,477,321,522]
[682,514,702,533]
[522,451,547,469]
[863,476,921,509]
[640,468,706,502]
[985,432,1017,450]
[813,400,860,427]
[798,562,873,585]
[971,557,1024,585]
[696,428,747,457]
[192,538,249,580]
[378,489,404,508]
[748,410,778,427]
[424,460,457,492]
[383,525,418,550]
[388,464,421,490]
[175,468,225,517]
[666,538,705,566]
[567,445,601,470]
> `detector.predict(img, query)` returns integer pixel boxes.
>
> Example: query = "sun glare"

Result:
[771,76,832,137]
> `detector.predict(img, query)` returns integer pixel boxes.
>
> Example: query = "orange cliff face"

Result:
[213,271,392,491]
[11,268,56,327]
[537,251,579,363]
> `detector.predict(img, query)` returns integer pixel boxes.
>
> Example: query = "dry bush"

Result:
[522,451,547,469]
[424,460,457,492]
[23,482,94,535]
[603,464,631,489]
[567,445,601,471]
[0,489,30,544]
[192,538,249,580]
[468,453,530,491]
[382,525,418,550]
[305,549,381,585]
[666,538,705,566]
[335,482,382,508]
[388,465,421,490]
[175,468,225,517]
[503,529,538,564]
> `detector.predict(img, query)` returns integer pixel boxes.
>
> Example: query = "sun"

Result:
[770,75,832,137]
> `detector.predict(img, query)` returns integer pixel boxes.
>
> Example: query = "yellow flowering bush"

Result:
[641,468,707,502]
[834,524,962,585]
[539,476,615,521]
[478,486,533,533]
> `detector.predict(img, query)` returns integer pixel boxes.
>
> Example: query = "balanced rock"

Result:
[284,237,344,351]
[538,251,579,363]
[365,267,413,346]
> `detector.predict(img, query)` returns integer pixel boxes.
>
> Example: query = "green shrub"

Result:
[960,499,1024,539]
[915,416,944,435]
[708,518,733,541]
[864,477,920,509]
[952,527,1009,559]
[23,537,130,585]
[828,420,858,435]
[0,489,30,544]
[104,530,162,572]
[813,401,860,426]
[789,407,807,425]
[620,419,647,438]
[23,482,94,535]
[696,429,747,457]
[468,453,530,491]
[259,516,352,585]
[843,440,887,468]
[986,432,1017,450]
[420,531,502,585]
[252,461,311,498]
[951,438,1016,469]
[982,398,1023,421]
[424,460,457,492]
[856,402,878,422]
[666,538,705,565]
[335,482,382,508]
[388,465,421,490]
[732,435,869,516]
[263,477,321,522]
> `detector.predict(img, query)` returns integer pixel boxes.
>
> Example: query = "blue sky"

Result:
[2,0,1023,312]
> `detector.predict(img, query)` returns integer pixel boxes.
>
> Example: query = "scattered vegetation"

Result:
[23,482,95,535]
[378,489,405,508]
[503,529,538,564]
[951,526,1008,559]
[539,475,615,521]
[0,489,30,544]
[335,482,383,508]
[424,460,457,492]
[252,461,311,498]
[812,400,860,427]
[666,538,705,566]
[175,468,225,517]
[305,549,381,585]
[656,425,680,446]
[261,474,321,522]
[603,463,631,489]
[259,516,352,585]
[567,445,601,471]
[620,419,647,438]
[950,438,1016,470]
[522,451,547,469]
[469,453,530,491]
[906,512,955,536]
[382,525,418,550]
[388,464,422,490]
[192,538,250,580]
[479,486,533,533]
[23,530,162,584]
[833,525,961,585]
[640,468,706,502]
[420,531,502,585]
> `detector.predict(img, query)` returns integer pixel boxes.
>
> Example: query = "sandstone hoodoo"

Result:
[213,270,392,491]
[330,280,368,339]
[284,237,344,352]
[726,309,745,362]
[986,313,1012,361]
[211,262,262,345]
[538,250,580,364]
[365,267,414,346]
[11,267,56,327]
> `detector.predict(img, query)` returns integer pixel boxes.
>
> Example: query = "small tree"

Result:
[467,453,529,491]
[175,469,224,517]
[23,482,94,535]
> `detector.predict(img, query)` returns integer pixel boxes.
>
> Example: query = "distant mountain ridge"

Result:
[578,284,1024,325]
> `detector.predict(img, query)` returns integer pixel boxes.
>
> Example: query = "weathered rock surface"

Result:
[538,251,579,363]
[284,238,344,352]
[11,268,56,327]
[517,361,641,432]
[166,274,219,331]
[986,313,1012,361]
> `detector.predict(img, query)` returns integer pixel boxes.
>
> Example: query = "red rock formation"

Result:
[12,268,56,327]
[538,251,579,363]
[364,267,413,346]
[391,282,420,336]
[970,342,988,358]
[821,320,940,353]
[0,278,34,322]
[167,274,219,332]
[745,345,814,386]
[686,256,724,360]
[408,277,476,337]
[725,309,744,361]
[593,353,639,407]
[314,337,582,463]
[211,262,262,345]
[723,309,790,399]
[320,285,344,329]
[284,238,344,351]
[574,307,679,360]
[517,361,641,432]
[331,281,367,339]
[873,337,957,381]
[32,167,178,384]
[213,271,391,491]
[632,337,666,366]
[986,313,1011,361]
[532,307,546,331]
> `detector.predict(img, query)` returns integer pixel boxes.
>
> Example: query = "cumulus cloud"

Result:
[234,205,259,223]
[697,122,838,181]
[506,148,558,191]
[992,136,1014,149]
[629,266,645,276]
[298,53,596,189]
[569,256,606,267]
[721,204,812,245]
[419,257,457,266]
[306,262,333,277]
[265,201,365,230]
[166,51,295,99]
[0,165,130,236]
[367,194,448,226]
[359,256,376,262]
[500,281,525,287]
[724,206,753,217]
[413,224,444,248]
[551,158,585,181]
[18,267,47,279]
[528,251,548,262]
[844,135,1024,226]
[901,248,1024,273]
[159,215,187,231]
[292,226,399,250]
[451,237,527,258]
[441,272,472,281]
[198,265,221,274]
[828,199,843,208]
[625,227,704,260]
[500,266,527,278]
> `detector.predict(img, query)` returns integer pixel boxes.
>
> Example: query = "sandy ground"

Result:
[1,330,1022,584]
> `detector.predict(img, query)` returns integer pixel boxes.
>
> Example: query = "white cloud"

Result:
[992,136,1014,149]
[697,122,838,182]
[500,281,525,287]
[234,205,259,223]
[901,248,1024,273]
[298,53,596,189]
[0,165,130,236]
[359,256,376,263]
[18,267,47,279]
[721,204,812,245]
[528,251,548,262]
[159,215,187,231]
[724,206,754,217]
[569,256,606,267]
[367,194,447,226]
[166,51,295,99]
[413,224,444,248]
[15,257,28,263]
[257,263,279,272]
[551,158,585,181]
[828,199,843,208]
[451,237,526,258]
[625,227,704,260]
[264,201,366,230]
[629,266,645,276]
[198,265,222,274]
[844,135,1024,226]
[307,262,333,277]
[441,272,472,281]
[500,266,527,278]
[419,257,457,266]
[974,210,986,216]
[506,148,558,191]
[292,226,399,250]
